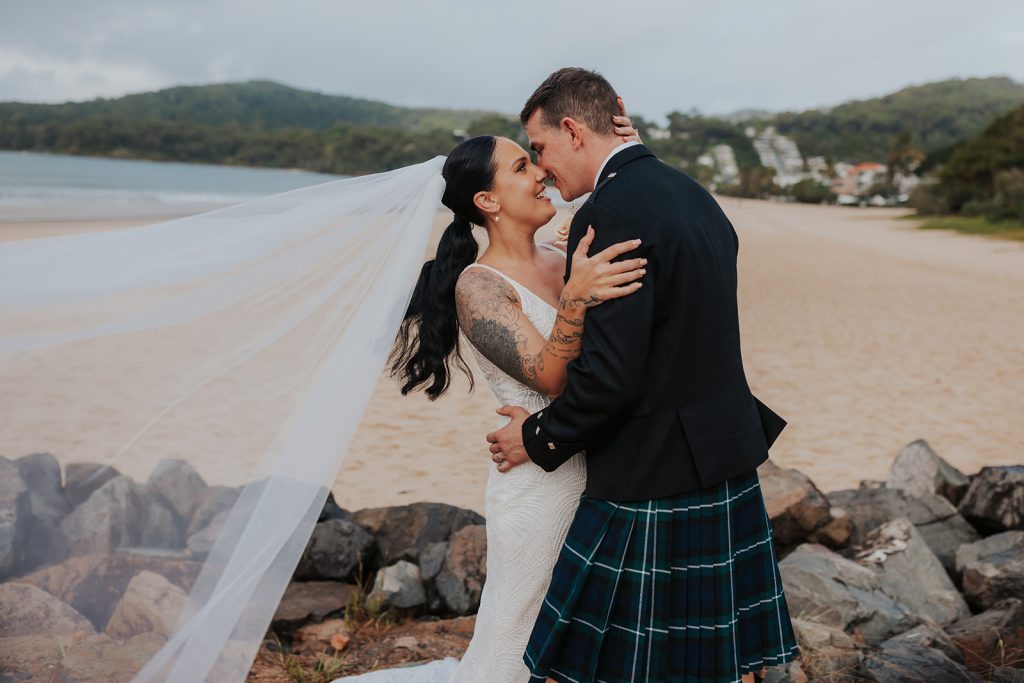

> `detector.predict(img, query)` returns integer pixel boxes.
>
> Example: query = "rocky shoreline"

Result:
[0,440,1021,682]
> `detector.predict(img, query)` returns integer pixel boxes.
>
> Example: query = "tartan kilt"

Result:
[524,468,800,683]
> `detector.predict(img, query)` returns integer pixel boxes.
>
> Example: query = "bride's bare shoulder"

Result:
[455,266,520,318]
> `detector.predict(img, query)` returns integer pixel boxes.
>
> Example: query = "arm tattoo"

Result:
[455,269,533,386]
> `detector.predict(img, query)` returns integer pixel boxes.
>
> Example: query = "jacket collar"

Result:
[596,144,654,186]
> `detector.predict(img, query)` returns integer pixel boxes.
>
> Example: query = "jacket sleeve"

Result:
[522,203,656,472]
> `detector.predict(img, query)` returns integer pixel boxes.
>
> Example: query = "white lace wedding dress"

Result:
[334,244,586,683]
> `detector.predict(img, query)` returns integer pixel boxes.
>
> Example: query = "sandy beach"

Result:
[2,200,1022,514]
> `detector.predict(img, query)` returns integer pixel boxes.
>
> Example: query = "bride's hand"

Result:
[563,227,646,308]
[613,96,642,144]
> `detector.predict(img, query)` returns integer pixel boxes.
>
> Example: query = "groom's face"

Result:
[525,110,589,202]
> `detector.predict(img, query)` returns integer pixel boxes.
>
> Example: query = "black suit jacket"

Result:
[521,145,786,501]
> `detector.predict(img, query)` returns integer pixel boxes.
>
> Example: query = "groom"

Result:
[486,68,792,681]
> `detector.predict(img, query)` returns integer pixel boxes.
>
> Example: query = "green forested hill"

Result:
[0,80,495,132]
[767,77,1024,162]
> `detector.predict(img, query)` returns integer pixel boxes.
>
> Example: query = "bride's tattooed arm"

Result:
[455,269,587,397]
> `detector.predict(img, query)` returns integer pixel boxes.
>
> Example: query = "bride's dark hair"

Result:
[388,135,497,399]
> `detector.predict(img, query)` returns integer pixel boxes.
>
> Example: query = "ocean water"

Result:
[0,151,346,221]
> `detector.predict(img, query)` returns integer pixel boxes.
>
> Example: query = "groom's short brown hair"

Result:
[520,67,619,136]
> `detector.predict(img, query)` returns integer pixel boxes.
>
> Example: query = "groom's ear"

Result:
[561,117,585,150]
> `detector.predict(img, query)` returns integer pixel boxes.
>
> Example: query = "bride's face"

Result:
[483,137,557,228]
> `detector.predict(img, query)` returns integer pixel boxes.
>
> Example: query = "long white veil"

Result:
[0,156,446,681]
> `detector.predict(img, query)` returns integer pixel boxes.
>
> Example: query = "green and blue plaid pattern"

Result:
[524,469,800,683]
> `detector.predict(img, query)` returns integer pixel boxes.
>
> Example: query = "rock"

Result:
[186,485,240,536]
[319,491,353,523]
[185,508,229,560]
[15,452,71,522]
[271,581,357,628]
[104,570,188,639]
[0,584,97,681]
[418,541,447,582]
[58,476,147,556]
[945,598,1024,673]
[808,507,854,549]
[138,494,183,549]
[862,640,981,682]
[292,617,351,655]
[955,531,1024,611]
[853,519,970,627]
[369,560,427,610]
[958,466,1024,534]
[827,485,980,574]
[886,439,970,505]
[884,623,963,664]
[435,525,487,616]
[758,460,834,546]
[779,543,918,642]
[294,517,376,581]
[0,582,95,638]
[13,550,201,632]
[0,457,31,577]
[790,618,861,681]
[51,632,166,683]
[64,462,121,508]
[146,458,207,524]
[353,502,484,565]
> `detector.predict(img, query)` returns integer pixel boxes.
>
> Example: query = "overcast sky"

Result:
[2,1,1022,120]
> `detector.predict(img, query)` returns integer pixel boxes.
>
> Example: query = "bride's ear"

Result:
[473,190,499,218]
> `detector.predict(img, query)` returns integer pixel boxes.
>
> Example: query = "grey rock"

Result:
[294,517,376,581]
[146,458,207,524]
[185,509,229,559]
[862,640,981,682]
[991,667,1024,683]
[884,623,963,664]
[827,485,980,573]
[271,581,358,627]
[758,459,834,546]
[15,452,71,522]
[185,485,239,537]
[138,494,183,549]
[779,543,919,642]
[318,491,353,523]
[418,541,447,582]
[64,462,120,508]
[0,457,31,577]
[854,519,970,627]
[353,502,484,565]
[0,582,95,638]
[955,531,1024,611]
[435,525,487,616]
[369,560,427,609]
[958,466,1024,535]
[887,439,970,505]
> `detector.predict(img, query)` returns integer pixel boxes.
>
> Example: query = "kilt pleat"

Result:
[524,469,801,683]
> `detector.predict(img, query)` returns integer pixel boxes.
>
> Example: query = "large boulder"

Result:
[63,462,120,508]
[435,525,487,616]
[185,485,240,537]
[758,460,834,546]
[886,439,970,505]
[955,531,1024,611]
[145,458,208,525]
[353,502,484,565]
[853,519,970,627]
[827,485,980,574]
[369,560,427,610]
[945,598,1024,674]
[185,509,229,560]
[13,549,201,632]
[958,466,1024,534]
[0,583,96,680]
[862,640,981,682]
[294,517,376,582]
[13,453,71,572]
[0,456,31,578]
[271,581,358,630]
[779,543,919,642]
[59,476,147,556]
[104,570,189,639]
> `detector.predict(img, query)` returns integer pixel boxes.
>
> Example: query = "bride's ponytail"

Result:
[389,135,497,399]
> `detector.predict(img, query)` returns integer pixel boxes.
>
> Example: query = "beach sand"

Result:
[2,200,1021,514]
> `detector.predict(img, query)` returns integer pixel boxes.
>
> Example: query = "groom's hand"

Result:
[486,405,530,473]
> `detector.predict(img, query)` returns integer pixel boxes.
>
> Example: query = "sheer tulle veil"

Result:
[0,156,446,680]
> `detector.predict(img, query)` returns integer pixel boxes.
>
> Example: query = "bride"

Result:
[344,121,645,682]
